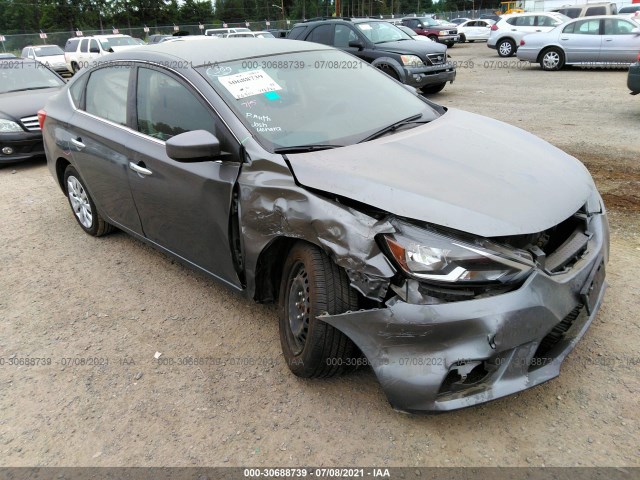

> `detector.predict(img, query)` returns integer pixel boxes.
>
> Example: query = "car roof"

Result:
[109,38,330,66]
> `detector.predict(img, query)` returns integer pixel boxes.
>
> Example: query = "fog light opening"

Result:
[2,146,14,155]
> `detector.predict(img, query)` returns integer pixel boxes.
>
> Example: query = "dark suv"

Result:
[401,17,459,47]
[288,18,455,94]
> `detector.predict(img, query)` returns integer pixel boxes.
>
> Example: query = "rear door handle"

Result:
[604,38,612,42]
[70,137,85,150]
[129,162,153,176]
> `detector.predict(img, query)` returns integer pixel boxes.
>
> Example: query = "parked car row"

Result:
[35,36,610,413]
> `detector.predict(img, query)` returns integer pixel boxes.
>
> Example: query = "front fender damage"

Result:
[238,156,397,301]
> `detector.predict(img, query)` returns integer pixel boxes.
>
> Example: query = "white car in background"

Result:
[456,19,495,42]
[64,34,140,73]
[225,31,276,38]
[20,45,68,75]
[488,12,569,57]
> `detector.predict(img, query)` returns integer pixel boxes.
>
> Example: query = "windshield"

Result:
[33,46,64,57]
[99,36,138,49]
[397,25,417,36]
[0,61,64,94]
[356,22,413,43]
[419,17,440,27]
[198,49,439,152]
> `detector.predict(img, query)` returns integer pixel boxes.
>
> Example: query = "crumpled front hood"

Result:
[287,109,596,237]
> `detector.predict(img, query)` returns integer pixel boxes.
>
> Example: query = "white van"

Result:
[204,27,251,37]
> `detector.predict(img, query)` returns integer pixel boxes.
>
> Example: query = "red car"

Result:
[401,17,460,47]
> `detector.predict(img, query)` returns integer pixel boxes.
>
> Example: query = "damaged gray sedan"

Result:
[41,38,609,413]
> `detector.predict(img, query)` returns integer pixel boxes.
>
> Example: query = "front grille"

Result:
[529,304,584,370]
[427,53,446,65]
[20,115,40,132]
[448,29,458,35]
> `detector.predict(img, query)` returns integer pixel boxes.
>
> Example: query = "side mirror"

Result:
[348,39,364,49]
[631,27,640,35]
[108,47,115,53]
[166,130,222,162]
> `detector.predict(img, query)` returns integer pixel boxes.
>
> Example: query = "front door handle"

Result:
[129,162,153,176]
[70,137,85,150]
[560,37,569,41]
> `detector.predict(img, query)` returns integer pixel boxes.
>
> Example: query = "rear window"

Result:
[65,39,80,52]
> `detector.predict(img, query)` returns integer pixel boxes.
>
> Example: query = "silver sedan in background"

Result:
[517,15,640,70]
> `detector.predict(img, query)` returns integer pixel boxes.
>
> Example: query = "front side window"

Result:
[89,40,99,53]
[136,68,215,141]
[85,67,131,125]
[575,19,601,35]
[334,24,359,47]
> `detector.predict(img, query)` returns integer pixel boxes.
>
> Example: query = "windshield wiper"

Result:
[5,86,56,93]
[358,113,425,143]
[274,145,341,154]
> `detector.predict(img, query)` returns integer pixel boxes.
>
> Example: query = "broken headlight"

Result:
[383,222,535,285]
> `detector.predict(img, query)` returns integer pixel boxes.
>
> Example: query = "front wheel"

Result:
[64,165,113,237]
[420,83,447,94]
[497,38,516,57]
[459,34,466,43]
[376,63,399,81]
[540,47,565,71]
[278,242,361,378]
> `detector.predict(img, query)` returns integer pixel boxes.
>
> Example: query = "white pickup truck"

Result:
[64,34,140,74]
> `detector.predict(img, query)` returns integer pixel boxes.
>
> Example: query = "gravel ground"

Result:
[0,41,638,468]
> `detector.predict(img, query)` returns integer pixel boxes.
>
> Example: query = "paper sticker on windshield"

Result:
[218,69,282,100]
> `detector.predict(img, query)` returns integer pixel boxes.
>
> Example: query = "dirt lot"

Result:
[1,42,639,468]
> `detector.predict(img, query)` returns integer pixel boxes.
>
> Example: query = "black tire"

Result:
[278,242,361,378]
[376,63,399,81]
[459,34,466,43]
[428,35,438,42]
[468,39,475,43]
[497,38,516,57]
[446,42,455,48]
[63,165,113,237]
[420,83,447,94]
[539,47,565,71]
[71,62,80,73]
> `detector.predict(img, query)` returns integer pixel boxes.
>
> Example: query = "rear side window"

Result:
[585,6,606,16]
[515,16,535,26]
[603,18,635,35]
[85,67,131,125]
[69,74,88,108]
[536,16,556,27]
[136,68,214,141]
[80,39,89,53]
[307,24,334,45]
[287,25,308,39]
[65,39,80,52]
[506,17,518,25]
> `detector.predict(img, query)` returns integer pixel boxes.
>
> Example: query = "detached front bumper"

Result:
[404,63,456,88]
[321,214,609,413]
[0,132,45,164]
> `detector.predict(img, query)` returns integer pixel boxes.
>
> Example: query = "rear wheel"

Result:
[71,62,80,73]
[278,242,361,378]
[420,83,447,94]
[540,47,565,71]
[64,165,113,237]
[468,39,475,43]
[497,38,516,57]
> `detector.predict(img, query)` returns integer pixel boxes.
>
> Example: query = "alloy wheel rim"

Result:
[543,52,559,69]
[499,42,512,56]
[67,176,93,228]
[287,263,310,355]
